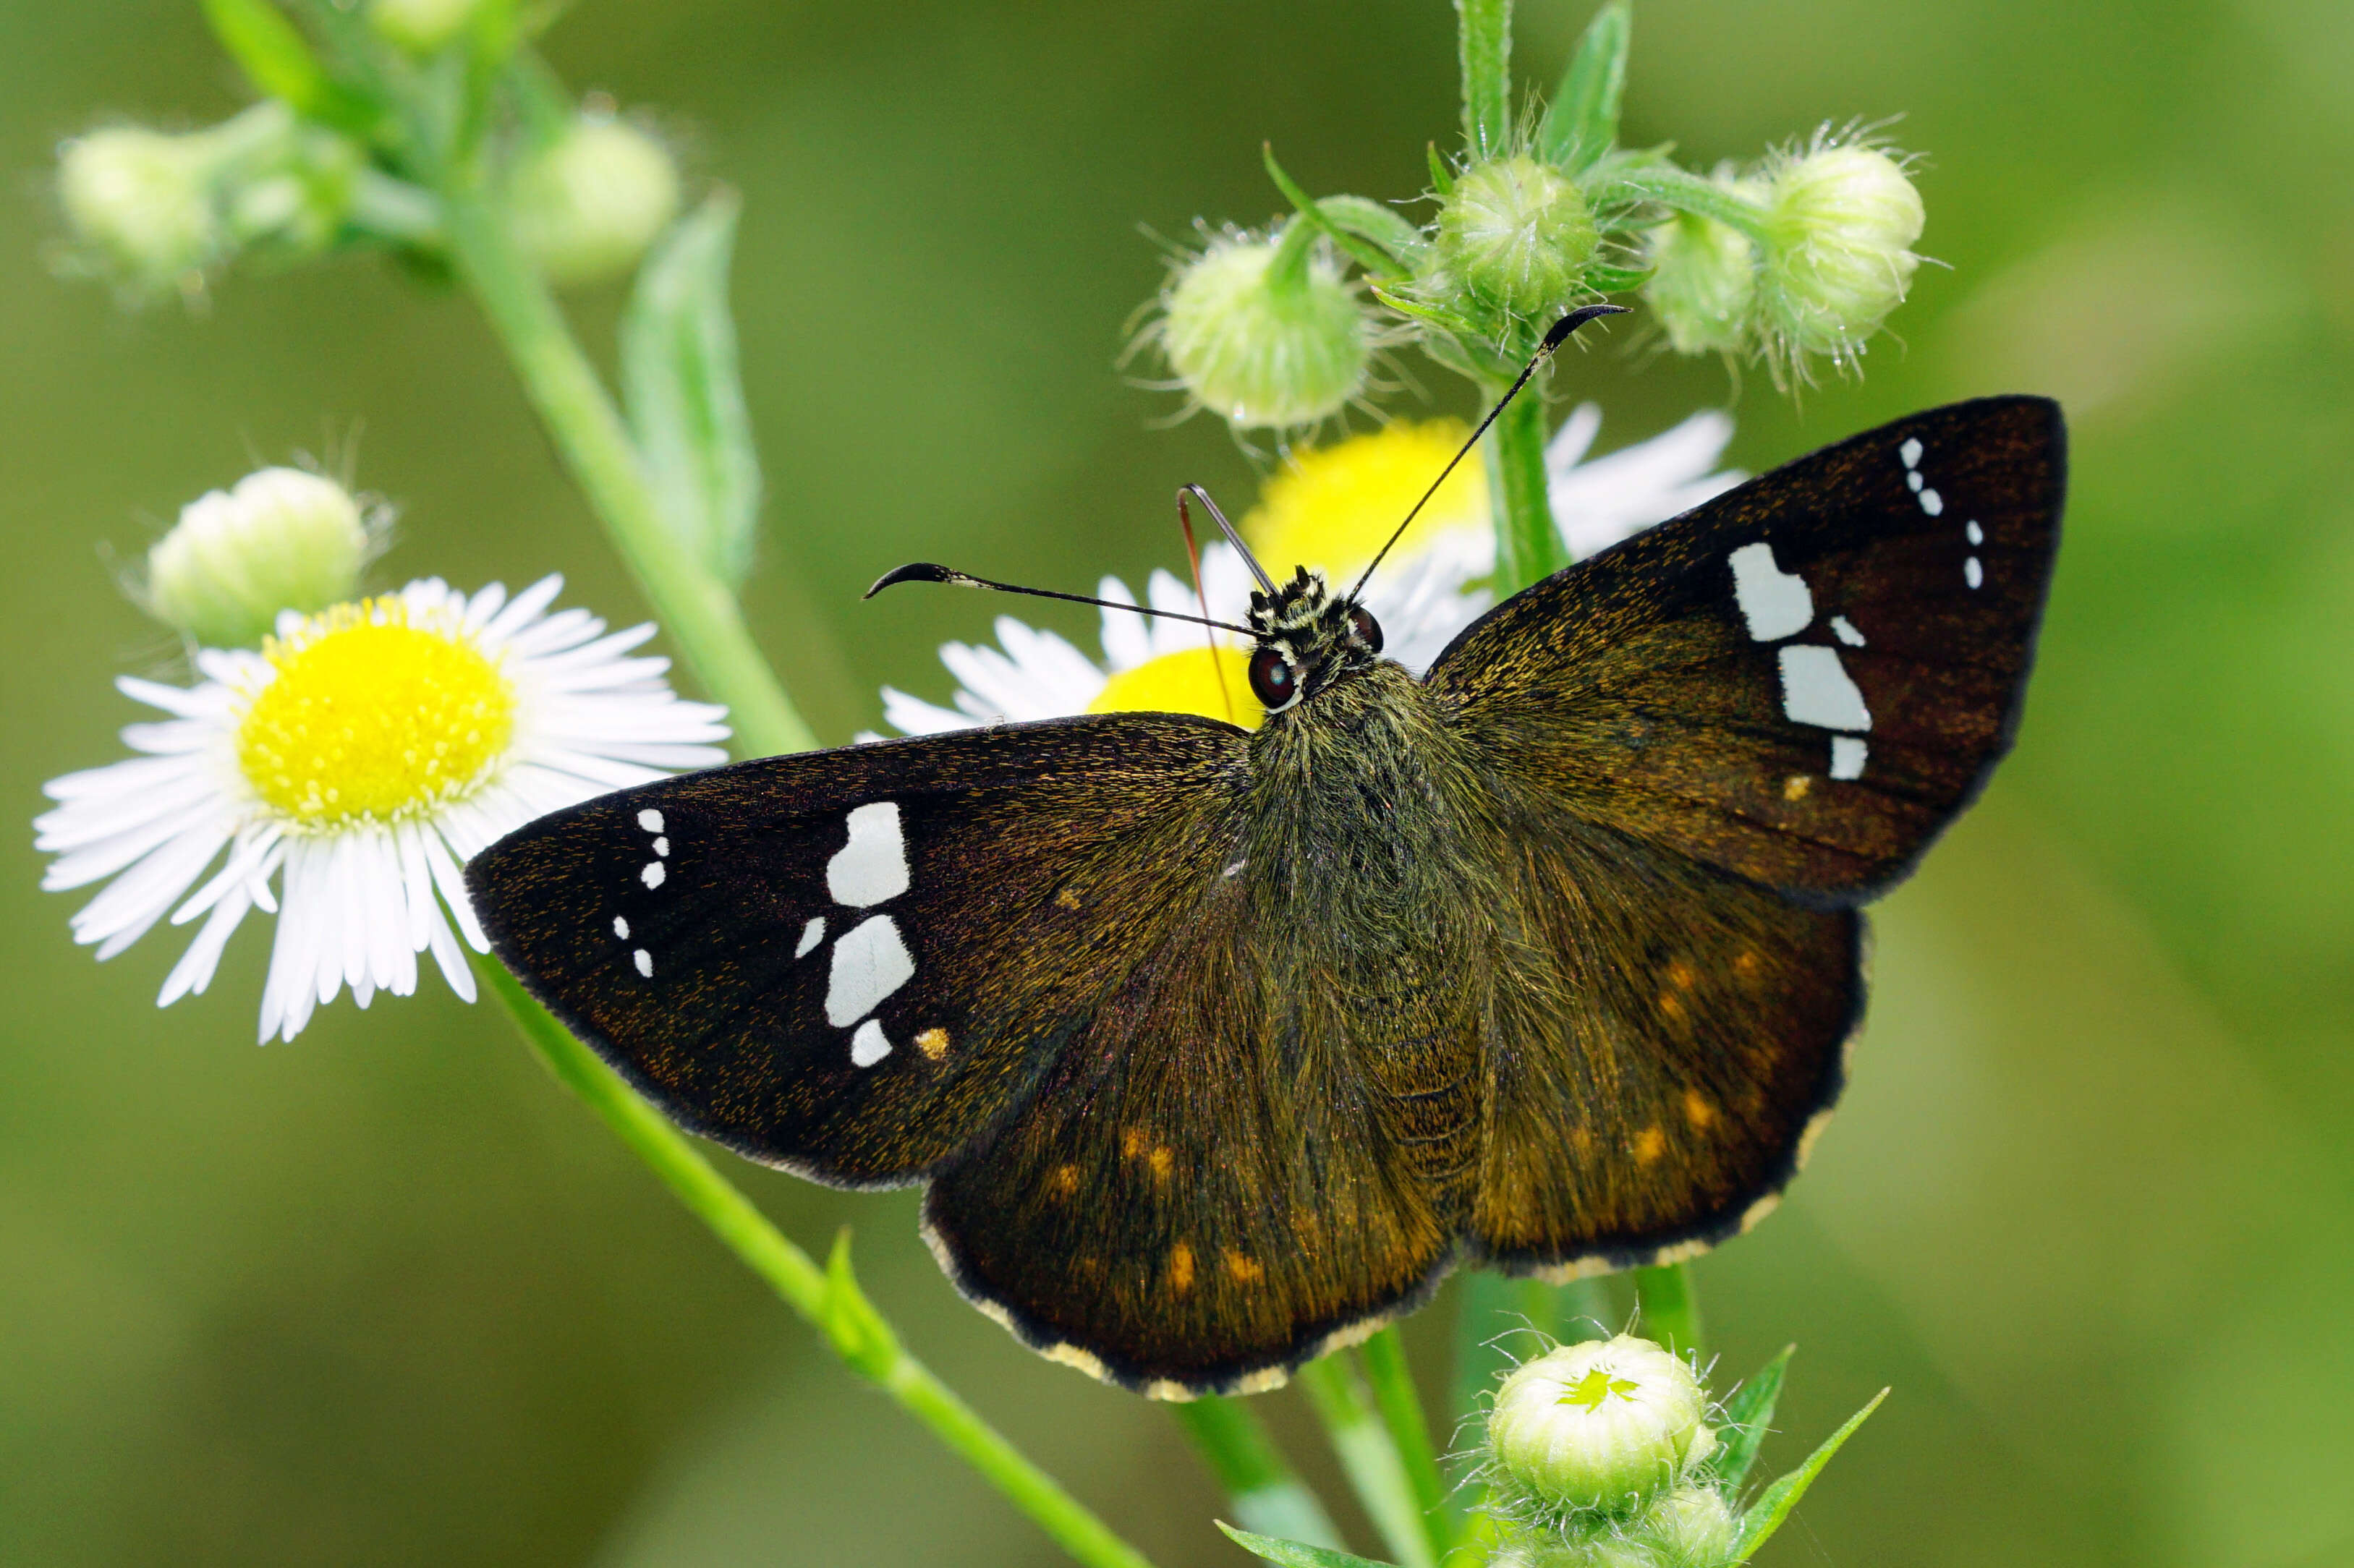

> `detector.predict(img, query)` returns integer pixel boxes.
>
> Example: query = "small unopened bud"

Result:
[1759,142,1924,370]
[1436,155,1599,318]
[1642,181,1762,357]
[143,469,375,647]
[56,127,222,294]
[367,0,485,53]
[1488,1336,1713,1519]
[1627,1486,1737,1567]
[511,115,681,286]
[1157,230,1371,430]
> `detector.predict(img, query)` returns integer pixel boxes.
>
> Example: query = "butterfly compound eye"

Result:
[1348,605,1383,653]
[1249,647,1301,712]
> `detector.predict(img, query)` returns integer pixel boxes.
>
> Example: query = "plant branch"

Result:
[1296,1353,1438,1568]
[1170,1398,1346,1550]
[1481,384,1563,594]
[478,960,1157,1568]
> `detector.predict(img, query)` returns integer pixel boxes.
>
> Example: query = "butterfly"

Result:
[467,378,2064,1399]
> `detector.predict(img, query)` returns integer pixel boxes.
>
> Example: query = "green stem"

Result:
[436,179,817,758]
[479,960,1157,1568]
[1455,0,1513,161]
[1356,1330,1448,1546]
[1296,1354,1437,1568]
[1592,166,1775,244]
[1633,1264,1704,1360]
[1169,1399,1345,1550]
[1482,385,1563,595]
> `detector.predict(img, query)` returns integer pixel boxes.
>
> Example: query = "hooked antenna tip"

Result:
[865,562,975,599]
[1542,303,1631,354]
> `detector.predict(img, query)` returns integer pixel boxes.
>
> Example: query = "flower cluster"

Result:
[1136,7,1927,433]
[880,406,1737,735]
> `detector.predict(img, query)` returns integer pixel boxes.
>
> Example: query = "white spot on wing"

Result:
[1830,615,1866,647]
[612,916,629,939]
[1778,645,1873,732]
[1223,859,1246,879]
[638,809,665,834]
[1920,488,1944,516]
[795,916,825,958]
[1900,437,1923,468]
[1966,556,1984,589]
[640,861,666,889]
[653,837,669,857]
[850,1018,893,1068]
[1907,470,1924,492]
[633,948,653,978]
[1728,542,1814,642]
[1830,736,1869,780]
[826,802,909,908]
[1966,520,1984,545]
[825,913,914,1027]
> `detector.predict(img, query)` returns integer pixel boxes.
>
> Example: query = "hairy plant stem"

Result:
[1482,385,1566,594]
[435,178,815,758]
[479,960,1157,1568]
[1297,1352,1439,1568]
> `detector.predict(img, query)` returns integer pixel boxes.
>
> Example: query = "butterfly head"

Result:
[1244,566,1383,715]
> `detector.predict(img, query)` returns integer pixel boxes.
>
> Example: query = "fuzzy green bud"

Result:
[1760,143,1924,365]
[1627,1487,1737,1567]
[511,115,682,286]
[1489,1336,1713,1519]
[1641,180,1762,357]
[367,0,485,53]
[143,469,375,647]
[1157,231,1370,430]
[56,127,222,294]
[1436,155,1599,318]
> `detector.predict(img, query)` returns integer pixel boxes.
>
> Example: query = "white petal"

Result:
[172,826,281,925]
[1544,401,1604,476]
[464,581,507,629]
[424,899,475,1003]
[422,828,488,952]
[1096,578,1152,672]
[478,574,565,644]
[158,883,253,1007]
[880,687,974,736]
[115,676,218,719]
[72,821,230,949]
[395,822,437,955]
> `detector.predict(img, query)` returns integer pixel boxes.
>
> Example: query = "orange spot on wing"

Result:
[1633,1125,1667,1164]
[1665,961,1696,990]
[1122,1128,1147,1159]
[1056,887,1082,910]
[1658,992,1688,1023]
[1683,1090,1716,1131]
[915,1027,949,1060]
[1148,1146,1174,1180]
[1224,1250,1264,1284]
[1784,775,1812,801]
[1168,1242,1196,1292]
[1050,1164,1081,1198]
[1733,950,1761,977]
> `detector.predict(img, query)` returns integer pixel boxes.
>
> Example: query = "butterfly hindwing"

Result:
[1431,395,2064,903]
[466,716,1250,1185]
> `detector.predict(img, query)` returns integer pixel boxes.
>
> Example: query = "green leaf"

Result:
[1733,1389,1888,1561]
[1216,1521,1399,1568]
[1296,1355,1437,1568]
[1170,1400,1346,1551]
[1261,147,1403,278]
[1580,262,1654,294]
[1317,196,1427,270]
[621,190,762,587]
[817,1228,900,1380]
[1426,142,1456,197]
[1537,1,1631,172]
[1699,1346,1792,1491]
[200,0,373,135]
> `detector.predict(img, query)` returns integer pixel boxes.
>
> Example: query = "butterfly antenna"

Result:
[1174,490,1240,724]
[867,563,1258,638]
[1179,485,1278,595]
[1347,304,1628,602]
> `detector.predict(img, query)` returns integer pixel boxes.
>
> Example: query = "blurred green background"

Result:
[5,0,2352,1564]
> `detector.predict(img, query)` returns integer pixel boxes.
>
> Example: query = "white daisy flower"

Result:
[880,406,1741,735]
[35,575,729,1043]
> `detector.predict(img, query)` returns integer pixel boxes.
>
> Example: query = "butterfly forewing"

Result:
[467,717,1249,1185]
[1432,396,2063,903]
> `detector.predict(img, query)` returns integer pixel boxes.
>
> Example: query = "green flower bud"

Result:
[511,115,681,286]
[1488,1335,1712,1519]
[56,127,223,294]
[1641,179,1763,357]
[1156,230,1371,430]
[143,468,376,647]
[1436,155,1599,318]
[367,0,485,53]
[1627,1486,1737,1568]
[1759,142,1924,370]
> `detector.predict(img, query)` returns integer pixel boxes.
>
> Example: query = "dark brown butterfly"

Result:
[466,389,2063,1399]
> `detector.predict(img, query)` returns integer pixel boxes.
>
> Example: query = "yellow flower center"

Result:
[1087,646,1262,730]
[236,597,517,830]
[1244,419,1490,579]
